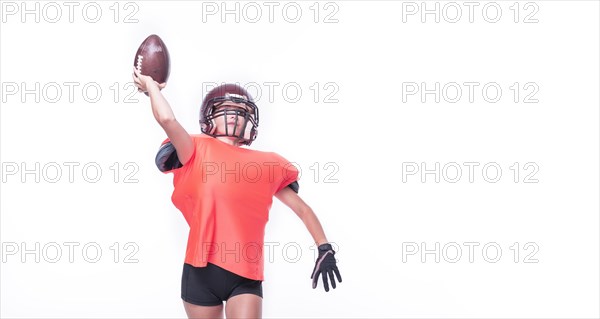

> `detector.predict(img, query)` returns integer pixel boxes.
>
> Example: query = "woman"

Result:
[132,68,342,319]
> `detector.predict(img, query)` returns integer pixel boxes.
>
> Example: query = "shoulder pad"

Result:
[287,181,299,193]
[155,142,183,172]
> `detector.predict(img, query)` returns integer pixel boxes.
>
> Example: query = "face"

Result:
[211,101,255,139]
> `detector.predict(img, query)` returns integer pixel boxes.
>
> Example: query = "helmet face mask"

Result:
[200,87,259,145]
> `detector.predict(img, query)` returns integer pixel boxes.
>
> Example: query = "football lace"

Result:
[136,55,143,72]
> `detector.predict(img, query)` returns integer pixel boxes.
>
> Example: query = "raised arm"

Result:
[132,68,194,165]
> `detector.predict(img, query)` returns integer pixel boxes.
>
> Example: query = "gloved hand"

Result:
[311,243,342,292]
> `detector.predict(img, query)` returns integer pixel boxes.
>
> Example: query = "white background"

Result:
[1,1,598,318]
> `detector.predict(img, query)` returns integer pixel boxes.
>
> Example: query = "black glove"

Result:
[311,243,342,292]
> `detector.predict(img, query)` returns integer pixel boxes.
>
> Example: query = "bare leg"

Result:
[183,300,224,319]
[225,294,262,319]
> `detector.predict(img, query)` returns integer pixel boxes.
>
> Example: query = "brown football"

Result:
[134,34,170,84]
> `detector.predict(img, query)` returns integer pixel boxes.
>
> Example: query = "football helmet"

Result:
[199,84,259,146]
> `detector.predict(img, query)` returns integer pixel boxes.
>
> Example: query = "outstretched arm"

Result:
[132,68,194,166]
[275,186,342,291]
[274,186,328,246]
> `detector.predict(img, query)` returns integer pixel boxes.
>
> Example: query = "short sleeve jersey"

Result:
[159,134,299,280]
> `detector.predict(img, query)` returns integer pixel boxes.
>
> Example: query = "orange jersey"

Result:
[158,134,299,280]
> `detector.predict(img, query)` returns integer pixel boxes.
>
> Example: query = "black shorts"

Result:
[181,262,263,306]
